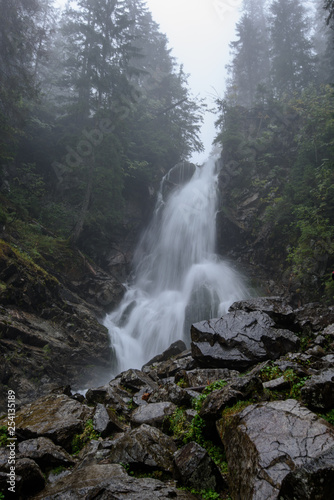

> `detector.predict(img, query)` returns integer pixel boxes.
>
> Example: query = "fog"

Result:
[54,0,242,163]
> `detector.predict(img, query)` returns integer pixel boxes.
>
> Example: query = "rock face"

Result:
[191,309,300,370]
[222,399,334,500]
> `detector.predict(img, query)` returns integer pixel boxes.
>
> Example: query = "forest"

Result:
[1,0,334,306]
[0,0,205,267]
[214,0,334,303]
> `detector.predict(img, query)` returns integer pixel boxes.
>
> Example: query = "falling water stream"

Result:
[104,155,248,375]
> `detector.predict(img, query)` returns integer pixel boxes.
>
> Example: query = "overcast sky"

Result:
[54,0,242,163]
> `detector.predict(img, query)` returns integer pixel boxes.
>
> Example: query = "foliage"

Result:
[320,408,334,426]
[180,487,220,500]
[260,363,282,382]
[71,419,99,455]
[0,426,8,447]
[167,380,229,476]
[282,369,309,399]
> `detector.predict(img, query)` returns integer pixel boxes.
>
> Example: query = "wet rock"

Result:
[174,441,226,491]
[149,381,193,407]
[263,375,289,391]
[294,304,334,334]
[0,305,111,412]
[301,369,334,411]
[199,386,241,423]
[92,403,127,437]
[279,447,334,499]
[143,340,188,367]
[86,380,131,414]
[18,437,75,470]
[16,457,45,497]
[191,310,299,370]
[13,393,93,451]
[131,402,176,428]
[32,463,127,499]
[156,351,197,379]
[120,369,159,392]
[229,297,296,330]
[108,424,177,473]
[175,368,240,388]
[222,399,334,499]
[90,477,198,499]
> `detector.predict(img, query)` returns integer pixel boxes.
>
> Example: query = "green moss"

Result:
[0,426,9,447]
[71,419,100,455]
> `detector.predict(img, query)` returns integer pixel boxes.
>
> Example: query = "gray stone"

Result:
[263,375,289,391]
[175,368,240,388]
[93,403,127,437]
[229,297,295,329]
[174,441,226,491]
[222,399,334,499]
[279,447,334,499]
[18,437,75,470]
[149,381,193,407]
[16,457,45,497]
[120,369,158,392]
[131,402,177,428]
[108,424,177,473]
[301,369,334,411]
[191,310,299,370]
[156,352,197,379]
[14,393,93,451]
[143,340,188,367]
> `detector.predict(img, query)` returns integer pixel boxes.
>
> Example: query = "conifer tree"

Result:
[269,0,315,96]
[226,0,270,107]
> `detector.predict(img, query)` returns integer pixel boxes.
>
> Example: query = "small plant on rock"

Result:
[71,419,99,454]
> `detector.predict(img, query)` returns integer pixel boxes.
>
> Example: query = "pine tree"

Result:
[269,0,315,96]
[226,0,270,107]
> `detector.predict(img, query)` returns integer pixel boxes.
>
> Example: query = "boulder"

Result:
[143,340,188,367]
[191,310,299,370]
[174,441,226,491]
[86,380,131,414]
[13,393,93,451]
[301,369,334,411]
[16,457,45,497]
[155,351,197,379]
[221,399,334,499]
[120,369,159,392]
[148,381,193,407]
[279,447,334,499]
[199,376,263,424]
[131,402,177,428]
[175,368,240,388]
[93,403,127,437]
[18,437,75,470]
[108,424,177,473]
[229,297,296,330]
[35,463,198,499]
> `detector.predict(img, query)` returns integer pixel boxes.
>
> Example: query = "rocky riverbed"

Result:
[1,297,334,499]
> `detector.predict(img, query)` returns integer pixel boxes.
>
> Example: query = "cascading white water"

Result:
[104,155,248,374]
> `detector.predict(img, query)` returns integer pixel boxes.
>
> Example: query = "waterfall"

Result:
[104,155,248,374]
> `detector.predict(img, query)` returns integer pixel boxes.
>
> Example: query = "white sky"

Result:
[54,0,242,163]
